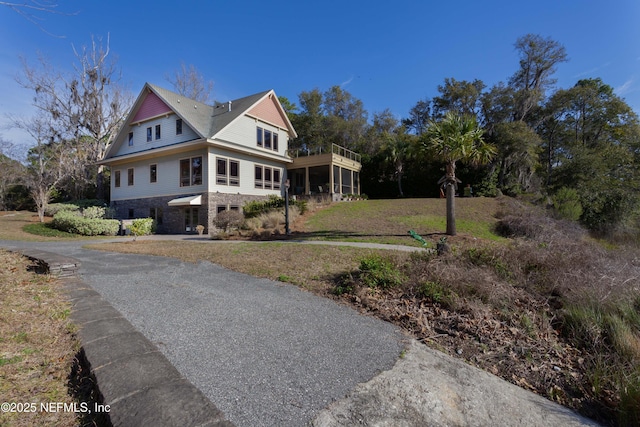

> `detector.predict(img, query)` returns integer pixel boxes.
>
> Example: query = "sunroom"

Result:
[287,144,362,200]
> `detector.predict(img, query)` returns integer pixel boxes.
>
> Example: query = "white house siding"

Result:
[114,113,200,157]
[111,148,208,201]
[207,146,286,198]
[215,114,289,158]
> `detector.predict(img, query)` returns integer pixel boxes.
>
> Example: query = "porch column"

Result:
[329,163,334,196]
[304,166,310,195]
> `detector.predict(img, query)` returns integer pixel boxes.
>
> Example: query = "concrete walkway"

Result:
[1,237,600,426]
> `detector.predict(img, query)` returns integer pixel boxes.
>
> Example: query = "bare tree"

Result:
[17,35,133,200]
[11,114,65,221]
[1,0,75,36]
[166,62,213,103]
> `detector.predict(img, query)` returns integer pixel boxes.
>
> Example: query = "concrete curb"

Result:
[17,249,234,427]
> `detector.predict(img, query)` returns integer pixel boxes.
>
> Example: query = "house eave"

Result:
[100,138,207,166]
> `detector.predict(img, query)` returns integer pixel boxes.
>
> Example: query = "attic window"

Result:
[155,124,161,140]
[256,126,278,152]
[176,119,183,135]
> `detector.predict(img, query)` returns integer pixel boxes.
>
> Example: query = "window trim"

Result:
[180,156,203,187]
[216,157,240,186]
[254,165,263,189]
[254,165,281,190]
[256,126,278,151]
[150,164,157,183]
[229,160,239,186]
[216,157,227,185]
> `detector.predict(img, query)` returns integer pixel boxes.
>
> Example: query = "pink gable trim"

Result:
[132,91,172,122]
[247,96,288,129]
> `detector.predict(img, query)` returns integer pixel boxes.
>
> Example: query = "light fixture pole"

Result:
[284,179,291,235]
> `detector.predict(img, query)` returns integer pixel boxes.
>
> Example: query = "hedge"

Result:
[51,211,119,236]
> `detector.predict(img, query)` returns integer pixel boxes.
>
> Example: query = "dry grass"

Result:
[0,250,79,427]
[87,240,401,294]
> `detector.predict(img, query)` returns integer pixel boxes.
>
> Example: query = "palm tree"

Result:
[423,112,496,235]
[383,128,416,197]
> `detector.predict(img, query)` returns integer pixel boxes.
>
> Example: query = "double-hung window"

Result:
[254,165,281,189]
[150,164,157,183]
[254,165,263,188]
[217,157,240,186]
[180,156,202,187]
[256,127,278,151]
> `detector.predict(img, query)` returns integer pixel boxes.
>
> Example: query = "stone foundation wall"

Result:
[206,192,269,232]
[111,193,270,234]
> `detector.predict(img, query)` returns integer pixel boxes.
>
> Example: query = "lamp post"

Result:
[284,179,291,235]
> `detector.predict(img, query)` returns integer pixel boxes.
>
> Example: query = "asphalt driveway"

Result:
[1,240,404,426]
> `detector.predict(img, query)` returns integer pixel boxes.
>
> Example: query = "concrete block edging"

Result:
[16,248,233,427]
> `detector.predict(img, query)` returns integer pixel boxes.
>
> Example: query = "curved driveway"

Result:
[1,239,404,426]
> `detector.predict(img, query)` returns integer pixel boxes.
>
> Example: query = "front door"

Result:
[184,207,199,232]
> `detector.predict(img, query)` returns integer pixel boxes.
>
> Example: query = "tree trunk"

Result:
[96,165,105,201]
[397,172,404,197]
[446,182,456,236]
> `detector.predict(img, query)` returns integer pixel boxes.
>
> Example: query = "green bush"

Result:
[129,218,154,238]
[243,195,307,218]
[44,203,80,217]
[359,255,405,289]
[82,206,107,219]
[51,211,119,236]
[552,187,583,221]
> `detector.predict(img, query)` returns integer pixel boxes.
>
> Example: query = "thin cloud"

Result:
[615,78,634,96]
[573,62,611,78]
[340,76,354,87]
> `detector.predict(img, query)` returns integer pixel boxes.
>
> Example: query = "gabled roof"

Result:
[104,83,297,161]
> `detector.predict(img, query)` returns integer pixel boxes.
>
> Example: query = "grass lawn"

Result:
[296,197,502,245]
[6,197,639,424]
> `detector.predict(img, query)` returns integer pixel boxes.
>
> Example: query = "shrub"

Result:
[82,206,107,220]
[44,203,80,217]
[50,211,119,236]
[552,187,583,221]
[243,195,307,218]
[214,210,244,232]
[358,255,405,289]
[129,218,154,239]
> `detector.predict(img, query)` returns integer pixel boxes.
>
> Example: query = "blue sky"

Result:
[1,0,639,148]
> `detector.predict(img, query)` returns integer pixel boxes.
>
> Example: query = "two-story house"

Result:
[101,83,297,234]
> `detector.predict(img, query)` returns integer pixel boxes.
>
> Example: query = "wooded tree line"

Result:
[285,34,640,234]
[1,33,638,234]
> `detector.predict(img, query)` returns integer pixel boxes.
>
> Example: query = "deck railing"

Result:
[289,143,361,163]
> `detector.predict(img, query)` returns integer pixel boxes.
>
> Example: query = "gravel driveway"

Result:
[1,240,404,426]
